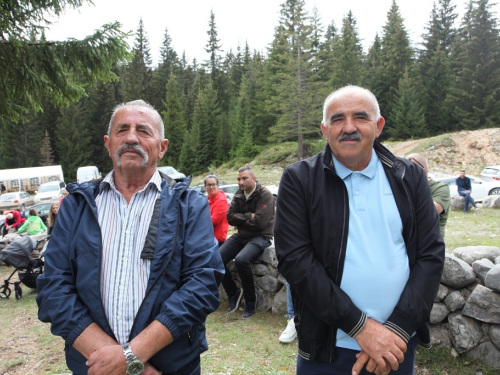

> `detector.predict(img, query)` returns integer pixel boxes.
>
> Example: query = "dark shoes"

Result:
[227,288,243,313]
[243,300,256,319]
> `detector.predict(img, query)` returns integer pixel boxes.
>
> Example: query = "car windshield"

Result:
[158,166,176,174]
[482,168,499,175]
[0,193,17,201]
[39,185,59,193]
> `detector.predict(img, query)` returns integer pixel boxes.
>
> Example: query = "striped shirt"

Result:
[96,170,162,344]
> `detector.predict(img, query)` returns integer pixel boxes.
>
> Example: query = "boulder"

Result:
[430,324,452,348]
[453,246,500,265]
[466,341,500,368]
[485,264,500,292]
[251,263,279,278]
[272,284,288,316]
[448,312,483,353]
[490,325,500,351]
[441,253,476,288]
[444,291,465,312]
[495,256,500,265]
[472,258,495,283]
[258,246,278,268]
[255,275,282,293]
[435,284,449,302]
[462,285,500,324]
[482,195,500,208]
[430,303,451,324]
[450,195,473,211]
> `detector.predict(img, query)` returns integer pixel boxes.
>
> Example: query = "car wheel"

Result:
[489,188,500,195]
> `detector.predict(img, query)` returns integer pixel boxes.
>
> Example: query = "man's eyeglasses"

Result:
[205,183,217,188]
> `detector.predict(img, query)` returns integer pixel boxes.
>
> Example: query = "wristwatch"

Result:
[122,343,145,375]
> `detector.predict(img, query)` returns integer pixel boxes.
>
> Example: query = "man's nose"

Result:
[124,129,139,143]
[343,116,357,132]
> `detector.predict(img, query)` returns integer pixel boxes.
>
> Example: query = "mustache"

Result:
[115,143,148,167]
[338,132,362,142]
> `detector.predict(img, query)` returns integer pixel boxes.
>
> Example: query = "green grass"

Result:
[0,206,499,374]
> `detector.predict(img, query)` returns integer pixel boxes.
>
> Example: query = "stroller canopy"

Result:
[0,236,36,269]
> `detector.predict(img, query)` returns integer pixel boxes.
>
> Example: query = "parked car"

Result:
[436,175,500,202]
[480,165,500,182]
[0,202,52,234]
[34,181,66,204]
[265,183,279,198]
[0,191,35,214]
[218,184,239,195]
[157,166,186,180]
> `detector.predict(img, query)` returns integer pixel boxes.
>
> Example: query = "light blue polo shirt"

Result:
[333,150,409,351]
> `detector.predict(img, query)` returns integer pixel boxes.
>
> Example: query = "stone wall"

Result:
[224,243,500,369]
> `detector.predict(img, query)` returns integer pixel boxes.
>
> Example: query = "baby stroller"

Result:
[0,235,49,299]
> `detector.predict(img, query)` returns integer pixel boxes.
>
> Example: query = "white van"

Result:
[34,180,66,203]
[77,166,101,183]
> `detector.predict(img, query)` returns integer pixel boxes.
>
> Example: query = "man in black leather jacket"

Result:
[275,86,445,375]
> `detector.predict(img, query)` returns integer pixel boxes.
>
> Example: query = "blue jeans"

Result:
[219,235,271,303]
[296,334,419,375]
[458,189,476,212]
[286,282,295,319]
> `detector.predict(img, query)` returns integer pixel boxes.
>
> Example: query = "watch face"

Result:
[127,360,145,375]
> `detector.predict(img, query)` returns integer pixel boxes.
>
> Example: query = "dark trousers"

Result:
[297,334,419,375]
[219,234,271,303]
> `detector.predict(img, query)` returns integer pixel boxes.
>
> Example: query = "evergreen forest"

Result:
[2,0,500,181]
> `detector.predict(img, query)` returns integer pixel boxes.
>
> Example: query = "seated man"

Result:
[3,210,25,237]
[456,169,477,213]
[220,166,275,319]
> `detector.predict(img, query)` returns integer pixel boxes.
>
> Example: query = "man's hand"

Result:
[5,225,10,230]
[351,319,406,375]
[86,344,126,375]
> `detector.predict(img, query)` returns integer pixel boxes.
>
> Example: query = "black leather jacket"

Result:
[275,141,445,362]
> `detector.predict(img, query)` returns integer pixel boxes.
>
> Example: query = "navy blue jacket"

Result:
[36,174,224,374]
[456,176,472,192]
[275,141,445,362]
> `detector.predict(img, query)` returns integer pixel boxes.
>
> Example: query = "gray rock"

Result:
[448,312,483,353]
[430,324,452,348]
[453,246,500,265]
[258,246,278,267]
[472,259,495,283]
[442,253,477,288]
[430,303,451,324]
[255,275,282,293]
[466,279,481,292]
[462,285,500,324]
[466,341,500,368]
[482,195,500,208]
[485,264,500,292]
[490,325,500,351]
[444,291,466,312]
[251,263,279,277]
[480,323,491,343]
[495,256,500,265]
[461,288,472,300]
[435,284,449,302]
[272,285,287,315]
[450,195,472,211]
[255,286,273,311]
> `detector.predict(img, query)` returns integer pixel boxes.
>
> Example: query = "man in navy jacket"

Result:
[37,100,224,375]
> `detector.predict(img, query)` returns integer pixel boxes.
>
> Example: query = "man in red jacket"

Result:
[3,210,25,236]
[204,174,229,247]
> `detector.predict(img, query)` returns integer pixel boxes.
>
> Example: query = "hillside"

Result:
[384,128,500,177]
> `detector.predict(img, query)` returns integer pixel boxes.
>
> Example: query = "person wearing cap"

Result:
[407,153,451,238]
[2,210,25,236]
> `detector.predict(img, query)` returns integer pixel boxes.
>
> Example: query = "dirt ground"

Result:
[385,128,500,177]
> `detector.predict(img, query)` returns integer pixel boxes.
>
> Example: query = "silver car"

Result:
[480,165,500,182]
[0,191,35,213]
[436,175,500,202]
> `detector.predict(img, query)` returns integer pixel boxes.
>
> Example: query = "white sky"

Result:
[45,0,500,66]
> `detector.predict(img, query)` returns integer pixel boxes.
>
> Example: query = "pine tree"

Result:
[55,103,92,182]
[388,69,428,140]
[447,0,500,129]
[39,131,55,166]
[363,34,384,98]
[378,0,414,128]
[1,1,129,122]
[121,19,154,104]
[161,71,186,168]
[330,11,364,89]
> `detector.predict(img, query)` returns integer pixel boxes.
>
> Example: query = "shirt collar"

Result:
[332,149,379,180]
[100,170,162,194]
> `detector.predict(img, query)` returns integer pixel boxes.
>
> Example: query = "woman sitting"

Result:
[17,209,47,236]
[47,203,59,235]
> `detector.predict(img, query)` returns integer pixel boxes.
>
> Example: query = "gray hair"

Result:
[108,100,165,139]
[322,85,381,124]
[204,174,219,185]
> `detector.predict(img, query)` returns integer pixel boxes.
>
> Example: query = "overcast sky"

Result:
[45,0,500,66]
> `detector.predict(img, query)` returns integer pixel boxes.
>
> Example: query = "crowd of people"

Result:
[5,85,479,374]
